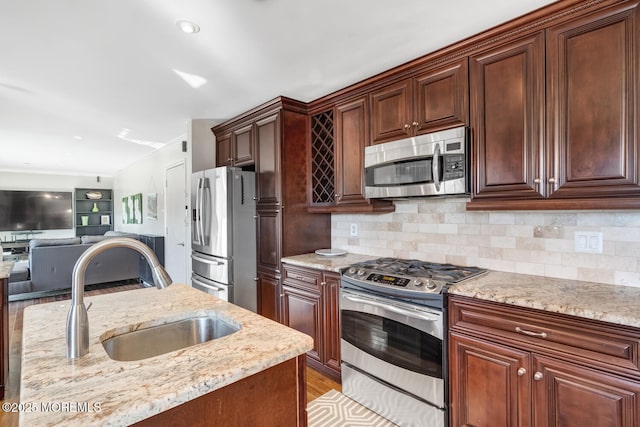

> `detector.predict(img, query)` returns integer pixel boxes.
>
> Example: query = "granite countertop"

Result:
[0,261,12,279]
[449,271,640,328]
[282,252,375,273]
[19,284,313,426]
[283,253,640,329]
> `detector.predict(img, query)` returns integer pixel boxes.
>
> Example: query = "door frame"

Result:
[165,160,188,284]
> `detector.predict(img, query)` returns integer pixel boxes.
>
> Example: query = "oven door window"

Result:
[341,310,442,378]
[365,157,438,187]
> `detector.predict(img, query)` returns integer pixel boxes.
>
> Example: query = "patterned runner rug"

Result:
[307,389,397,426]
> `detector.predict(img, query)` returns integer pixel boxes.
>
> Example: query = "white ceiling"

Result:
[0,0,557,177]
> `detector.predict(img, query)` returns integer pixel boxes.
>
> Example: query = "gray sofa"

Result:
[10,231,142,297]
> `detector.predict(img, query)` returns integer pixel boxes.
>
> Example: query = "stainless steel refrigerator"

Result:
[191,166,257,312]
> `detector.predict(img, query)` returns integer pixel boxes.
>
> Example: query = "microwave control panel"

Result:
[443,153,465,180]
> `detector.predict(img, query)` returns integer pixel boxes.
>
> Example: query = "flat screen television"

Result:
[0,190,73,232]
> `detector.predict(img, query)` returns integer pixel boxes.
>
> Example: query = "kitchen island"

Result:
[19,284,313,426]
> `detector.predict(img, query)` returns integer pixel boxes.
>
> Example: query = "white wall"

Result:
[332,197,640,287]
[113,140,189,235]
[191,119,217,173]
[0,171,114,241]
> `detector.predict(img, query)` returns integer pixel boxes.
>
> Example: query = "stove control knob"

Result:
[347,267,356,275]
[425,280,438,290]
[411,279,423,287]
[357,269,366,276]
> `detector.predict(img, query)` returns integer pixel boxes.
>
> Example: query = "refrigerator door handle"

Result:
[240,174,245,205]
[194,177,203,245]
[198,177,208,246]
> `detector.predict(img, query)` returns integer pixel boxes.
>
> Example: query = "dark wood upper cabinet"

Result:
[414,58,469,135]
[546,2,640,200]
[213,97,331,322]
[370,79,413,143]
[469,0,640,209]
[308,102,394,213]
[215,133,232,167]
[255,113,280,205]
[370,58,469,145]
[232,124,254,166]
[335,96,370,206]
[214,124,254,167]
[470,31,546,201]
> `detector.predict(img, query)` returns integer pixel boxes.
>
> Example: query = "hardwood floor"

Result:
[0,283,341,427]
[307,366,342,402]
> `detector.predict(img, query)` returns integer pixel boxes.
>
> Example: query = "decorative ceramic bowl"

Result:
[85,191,102,200]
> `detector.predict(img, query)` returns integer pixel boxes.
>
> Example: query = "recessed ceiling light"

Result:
[73,135,83,140]
[176,20,200,34]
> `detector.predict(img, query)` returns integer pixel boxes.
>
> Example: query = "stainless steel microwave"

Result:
[364,126,469,199]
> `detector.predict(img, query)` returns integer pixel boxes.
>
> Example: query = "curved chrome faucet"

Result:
[66,237,172,359]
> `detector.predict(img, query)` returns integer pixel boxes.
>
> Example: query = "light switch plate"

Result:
[350,223,358,237]
[574,231,603,254]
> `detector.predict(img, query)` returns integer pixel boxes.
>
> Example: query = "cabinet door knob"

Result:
[403,123,410,130]
[534,371,544,381]
[533,178,541,184]
[517,367,527,376]
[412,121,419,127]
[320,281,326,286]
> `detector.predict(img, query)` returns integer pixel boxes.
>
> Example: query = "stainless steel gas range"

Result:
[340,257,487,427]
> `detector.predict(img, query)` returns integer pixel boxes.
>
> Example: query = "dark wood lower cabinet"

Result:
[132,356,307,427]
[257,272,280,323]
[534,355,640,427]
[449,295,640,427]
[282,264,341,381]
[449,331,531,427]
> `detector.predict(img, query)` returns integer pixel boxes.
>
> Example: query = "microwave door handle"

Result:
[342,294,440,322]
[432,144,441,192]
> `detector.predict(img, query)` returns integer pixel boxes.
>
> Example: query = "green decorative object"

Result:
[80,216,89,226]
[91,202,99,212]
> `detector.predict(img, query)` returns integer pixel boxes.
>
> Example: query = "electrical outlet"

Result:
[574,231,603,254]
[350,223,358,237]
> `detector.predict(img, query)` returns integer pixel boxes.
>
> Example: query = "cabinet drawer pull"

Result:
[515,326,547,339]
[517,367,526,376]
[534,371,544,381]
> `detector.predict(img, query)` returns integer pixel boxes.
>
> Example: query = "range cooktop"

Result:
[342,257,487,297]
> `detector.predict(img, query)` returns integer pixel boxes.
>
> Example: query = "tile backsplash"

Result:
[331,197,640,287]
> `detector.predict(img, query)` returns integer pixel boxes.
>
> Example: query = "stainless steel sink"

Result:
[102,315,241,361]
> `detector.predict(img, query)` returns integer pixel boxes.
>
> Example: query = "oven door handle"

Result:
[343,294,440,322]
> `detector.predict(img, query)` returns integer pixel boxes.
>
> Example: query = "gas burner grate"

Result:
[350,258,486,284]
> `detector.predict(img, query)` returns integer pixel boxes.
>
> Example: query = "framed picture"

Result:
[100,215,110,225]
[146,193,158,220]
[122,193,143,224]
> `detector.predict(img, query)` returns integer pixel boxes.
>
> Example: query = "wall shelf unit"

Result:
[74,188,114,236]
